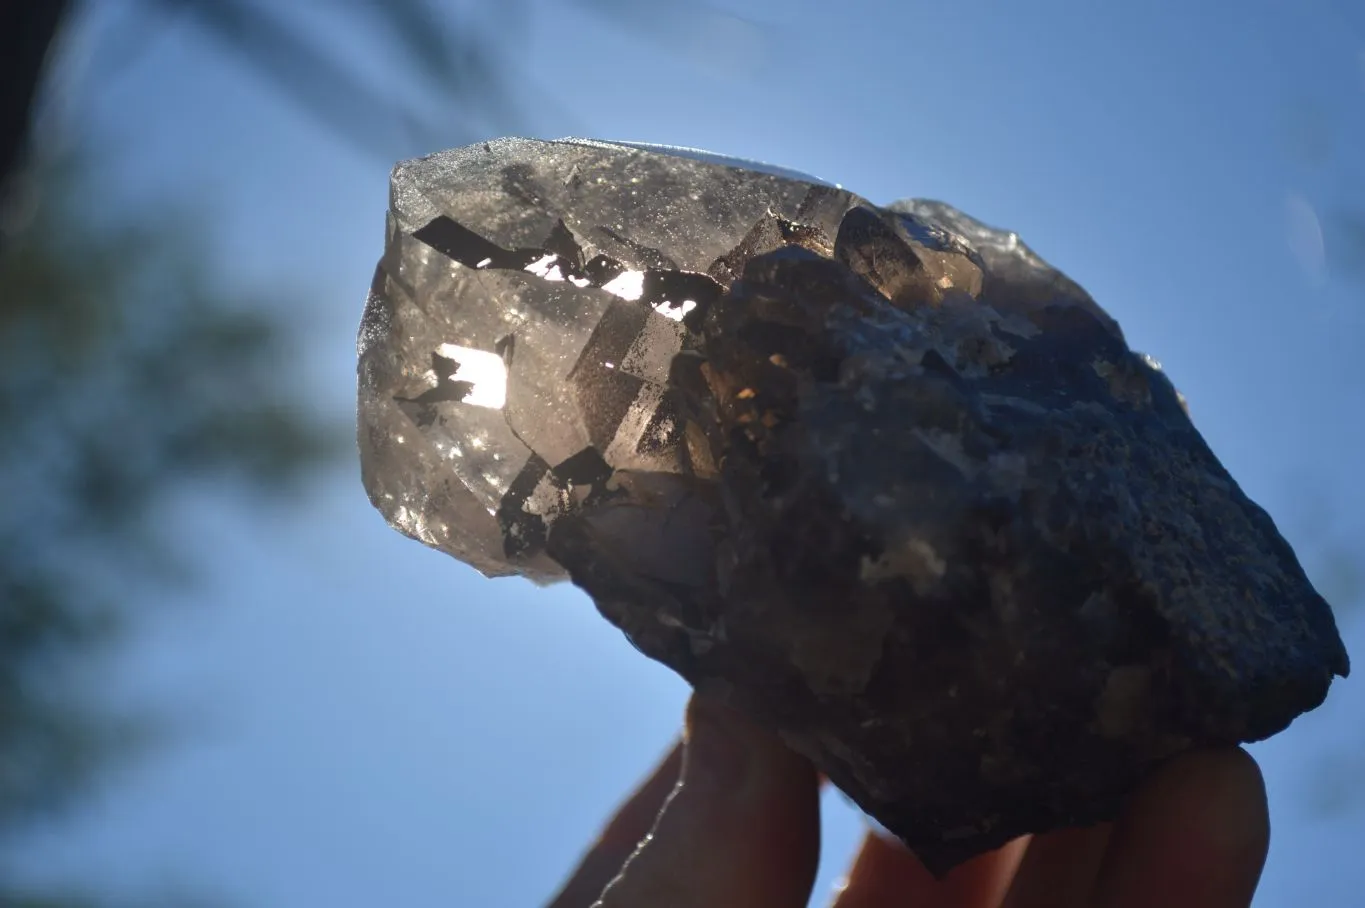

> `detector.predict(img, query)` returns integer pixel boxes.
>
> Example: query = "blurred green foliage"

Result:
[0,153,343,836]
[0,0,625,899]
[0,0,537,902]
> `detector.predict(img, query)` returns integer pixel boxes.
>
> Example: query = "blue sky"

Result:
[11,1,1365,905]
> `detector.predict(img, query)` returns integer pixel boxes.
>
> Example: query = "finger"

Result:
[596,693,822,908]
[546,740,684,908]
[1000,823,1112,908]
[832,830,1028,908]
[1091,748,1269,908]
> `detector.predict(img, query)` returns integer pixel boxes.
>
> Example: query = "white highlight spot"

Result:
[653,299,697,322]
[434,343,508,409]
[602,270,646,301]
[525,253,566,282]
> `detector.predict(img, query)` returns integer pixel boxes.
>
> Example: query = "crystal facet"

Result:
[358,138,1349,873]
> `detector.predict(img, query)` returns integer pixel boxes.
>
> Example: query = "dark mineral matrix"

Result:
[357,137,1349,873]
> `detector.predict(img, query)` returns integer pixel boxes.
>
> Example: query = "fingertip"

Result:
[1133,747,1269,873]
[1002,823,1111,908]
[545,741,683,908]
[833,831,1027,908]
[1093,747,1269,908]
[599,742,685,851]
[596,694,821,908]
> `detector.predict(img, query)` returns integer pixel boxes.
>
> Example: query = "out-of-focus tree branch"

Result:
[143,0,529,159]
[0,0,589,899]
[0,2,72,197]
[0,0,673,903]
[4,0,536,198]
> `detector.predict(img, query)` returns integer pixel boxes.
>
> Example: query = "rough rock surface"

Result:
[357,137,1350,874]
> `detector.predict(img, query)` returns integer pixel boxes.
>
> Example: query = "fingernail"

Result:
[683,698,752,792]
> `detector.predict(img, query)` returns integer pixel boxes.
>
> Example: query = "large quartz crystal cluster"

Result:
[358,137,1349,872]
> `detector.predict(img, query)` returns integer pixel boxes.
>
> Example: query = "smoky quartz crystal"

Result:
[357,137,1349,873]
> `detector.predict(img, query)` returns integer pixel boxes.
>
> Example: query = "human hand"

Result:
[546,694,1269,908]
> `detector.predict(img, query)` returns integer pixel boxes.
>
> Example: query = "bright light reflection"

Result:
[601,270,645,301]
[653,299,697,322]
[434,343,508,409]
[519,259,693,319]
[524,254,565,281]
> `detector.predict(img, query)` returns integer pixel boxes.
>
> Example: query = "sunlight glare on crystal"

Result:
[434,343,508,408]
[654,299,697,322]
[602,270,646,301]
[526,253,567,282]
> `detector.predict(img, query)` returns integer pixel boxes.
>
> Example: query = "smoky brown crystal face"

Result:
[358,138,1348,873]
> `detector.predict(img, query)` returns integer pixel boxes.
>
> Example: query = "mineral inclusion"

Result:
[357,137,1349,873]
